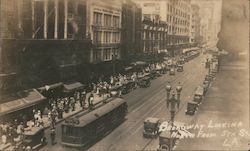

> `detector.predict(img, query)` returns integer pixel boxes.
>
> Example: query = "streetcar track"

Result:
[105,59,203,150]
[139,56,207,151]
[85,55,206,151]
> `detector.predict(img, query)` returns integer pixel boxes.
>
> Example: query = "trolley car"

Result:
[61,98,128,148]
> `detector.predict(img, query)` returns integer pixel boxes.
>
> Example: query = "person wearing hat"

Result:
[50,127,56,145]
[80,90,86,109]
[88,93,94,110]
[70,97,76,112]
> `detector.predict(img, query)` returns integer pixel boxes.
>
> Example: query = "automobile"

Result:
[169,68,175,75]
[143,117,161,138]
[185,101,198,115]
[156,130,177,151]
[178,59,185,65]
[203,80,210,95]
[205,75,213,82]
[138,76,151,88]
[193,86,204,104]
[18,127,47,151]
[205,61,210,68]
[176,65,183,72]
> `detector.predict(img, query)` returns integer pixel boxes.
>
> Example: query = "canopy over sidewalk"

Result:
[182,47,200,53]
[63,82,85,93]
[0,89,46,116]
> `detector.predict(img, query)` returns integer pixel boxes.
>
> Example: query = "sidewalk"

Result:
[42,92,110,129]
[0,93,110,151]
[174,57,249,150]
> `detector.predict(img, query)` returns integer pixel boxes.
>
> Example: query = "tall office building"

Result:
[190,4,201,45]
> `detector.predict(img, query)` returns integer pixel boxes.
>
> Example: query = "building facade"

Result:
[135,0,168,55]
[190,4,201,46]
[121,0,142,57]
[0,0,91,92]
[166,0,191,56]
[87,0,122,63]
[135,0,192,57]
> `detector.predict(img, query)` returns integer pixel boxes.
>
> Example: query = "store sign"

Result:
[94,7,120,15]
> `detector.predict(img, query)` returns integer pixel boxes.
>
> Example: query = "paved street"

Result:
[39,54,208,151]
[174,56,249,151]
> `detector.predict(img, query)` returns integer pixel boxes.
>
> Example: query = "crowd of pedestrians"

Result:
[0,61,168,147]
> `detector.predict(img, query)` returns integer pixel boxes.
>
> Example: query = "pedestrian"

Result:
[51,106,58,127]
[50,128,56,145]
[80,90,86,109]
[57,101,64,119]
[70,97,76,111]
[88,93,94,110]
[64,98,69,113]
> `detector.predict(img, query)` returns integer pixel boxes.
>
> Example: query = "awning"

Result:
[63,82,85,92]
[182,47,200,53]
[131,61,147,66]
[37,82,63,92]
[124,66,133,71]
[0,89,46,116]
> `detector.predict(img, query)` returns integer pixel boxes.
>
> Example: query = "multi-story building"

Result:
[135,0,168,55]
[190,4,201,46]
[135,0,192,57]
[87,0,122,63]
[166,0,191,56]
[121,0,142,57]
[193,0,222,48]
[0,0,91,91]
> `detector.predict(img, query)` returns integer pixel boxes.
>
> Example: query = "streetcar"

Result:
[61,98,128,148]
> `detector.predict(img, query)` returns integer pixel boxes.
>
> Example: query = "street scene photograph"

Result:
[0,0,249,151]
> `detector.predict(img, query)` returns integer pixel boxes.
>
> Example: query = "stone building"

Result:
[190,4,201,46]
[121,0,142,57]
[87,0,122,63]
[0,0,91,91]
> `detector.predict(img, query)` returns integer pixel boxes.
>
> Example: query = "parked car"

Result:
[169,68,175,75]
[177,65,183,72]
[185,101,198,115]
[143,117,161,138]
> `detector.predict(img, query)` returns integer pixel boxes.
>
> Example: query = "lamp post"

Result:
[165,82,182,151]
[176,82,182,109]
[165,82,172,108]
[168,93,178,151]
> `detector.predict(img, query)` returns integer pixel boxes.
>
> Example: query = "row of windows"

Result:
[93,12,120,27]
[168,26,189,34]
[93,31,120,44]
[168,4,190,19]
[143,31,168,40]
[167,15,190,27]
[94,48,120,61]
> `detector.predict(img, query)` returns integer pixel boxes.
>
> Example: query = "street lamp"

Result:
[165,82,172,107]
[176,82,182,109]
[165,82,182,151]
[168,93,178,151]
